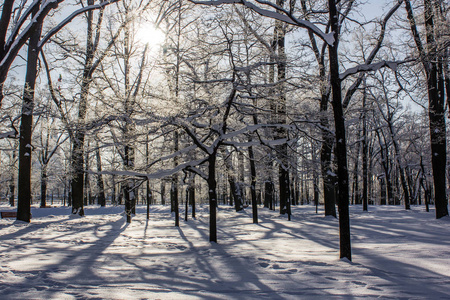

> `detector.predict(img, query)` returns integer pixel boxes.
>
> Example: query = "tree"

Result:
[1,0,120,222]
[404,0,449,218]
[0,0,120,107]
[16,1,43,222]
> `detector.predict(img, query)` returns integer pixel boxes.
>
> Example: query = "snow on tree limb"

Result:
[189,0,334,45]
[339,59,413,81]
[0,0,120,107]
[38,0,121,49]
[87,158,208,181]
[342,0,403,109]
[0,130,17,139]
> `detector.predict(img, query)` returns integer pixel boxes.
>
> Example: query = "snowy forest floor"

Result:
[0,203,449,299]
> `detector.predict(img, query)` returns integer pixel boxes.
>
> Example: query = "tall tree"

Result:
[404,0,449,218]
[17,2,43,222]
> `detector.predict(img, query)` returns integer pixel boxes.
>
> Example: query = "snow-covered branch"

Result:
[339,59,413,81]
[190,0,334,45]
[88,158,208,181]
[39,0,120,48]
[0,130,18,139]
[0,0,121,107]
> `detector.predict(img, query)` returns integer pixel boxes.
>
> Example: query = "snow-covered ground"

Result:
[0,204,449,299]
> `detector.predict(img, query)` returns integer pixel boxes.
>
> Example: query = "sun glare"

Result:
[135,24,165,51]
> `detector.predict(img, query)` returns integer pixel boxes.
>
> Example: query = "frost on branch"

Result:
[190,0,334,45]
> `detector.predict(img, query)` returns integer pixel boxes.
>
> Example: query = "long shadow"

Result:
[3,205,447,299]
[0,216,128,299]
[0,218,72,241]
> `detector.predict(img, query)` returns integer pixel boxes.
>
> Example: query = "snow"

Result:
[1,204,449,299]
[191,0,334,45]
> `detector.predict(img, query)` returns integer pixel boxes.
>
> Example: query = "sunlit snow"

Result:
[1,204,449,299]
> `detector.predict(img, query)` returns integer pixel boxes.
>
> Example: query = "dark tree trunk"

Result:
[228,176,244,212]
[380,177,387,205]
[362,89,368,211]
[273,0,290,217]
[40,165,48,208]
[208,155,217,243]
[264,180,274,210]
[185,188,188,222]
[84,145,91,206]
[124,183,131,223]
[248,144,258,223]
[405,0,448,218]
[111,176,116,205]
[147,182,151,220]
[321,130,337,216]
[189,179,196,219]
[161,181,165,205]
[71,0,97,216]
[9,182,15,207]
[171,132,179,225]
[172,181,179,227]
[17,2,43,222]
[352,129,361,205]
[424,1,448,218]
[96,146,106,207]
[328,0,351,260]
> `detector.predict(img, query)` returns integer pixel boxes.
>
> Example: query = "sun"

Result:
[134,23,165,51]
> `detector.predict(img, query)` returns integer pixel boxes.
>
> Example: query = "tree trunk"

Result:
[9,182,15,207]
[264,179,273,210]
[405,0,448,218]
[84,143,91,206]
[40,165,48,208]
[161,181,165,205]
[189,176,196,219]
[424,0,448,218]
[248,144,258,223]
[17,2,43,222]
[352,128,361,205]
[96,145,106,207]
[328,0,351,260]
[276,18,290,216]
[208,155,217,243]
[71,0,97,216]
[171,131,179,225]
[147,181,151,220]
[362,88,368,211]
[225,152,244,212]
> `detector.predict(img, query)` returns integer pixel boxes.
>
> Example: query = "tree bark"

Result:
[248,143,258,223]
[17,1,43,222]
[96,145,106,206]
[328,0,351,260]
[405,0,448,218]
[208,154,218,243]
[362,87,368,211]
[40,165,48,208]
